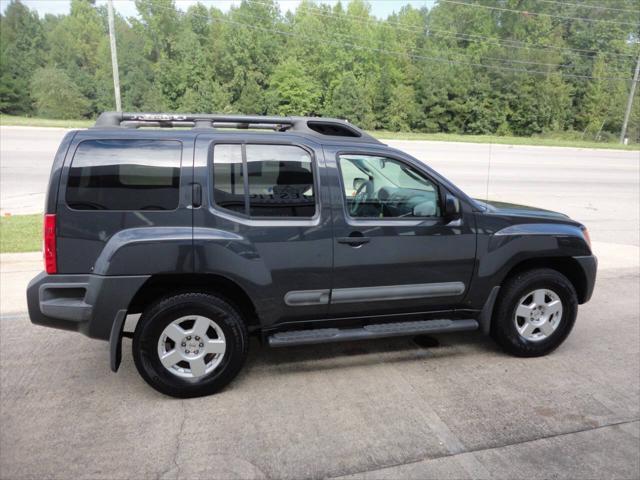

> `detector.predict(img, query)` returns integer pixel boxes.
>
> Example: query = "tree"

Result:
[325,72,373,127]
[578,55,625,140]
[234,74,266,114]
[0,0,46,114]
[30,67,90,118]
[266,58,321,116]
[0,0,638,143]
[386,85,419,132]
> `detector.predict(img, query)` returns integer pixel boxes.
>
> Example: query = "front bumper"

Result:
[27,272,149,340]
[573,255,597,304]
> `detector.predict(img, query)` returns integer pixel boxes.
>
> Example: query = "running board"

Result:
[267,319,479,347]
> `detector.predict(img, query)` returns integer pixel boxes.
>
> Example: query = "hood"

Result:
[474,199,570,220]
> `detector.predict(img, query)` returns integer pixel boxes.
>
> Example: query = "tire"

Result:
[491,268,578,357]
[132,292,249,398]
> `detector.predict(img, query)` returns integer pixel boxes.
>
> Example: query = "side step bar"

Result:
[267,319,479,347]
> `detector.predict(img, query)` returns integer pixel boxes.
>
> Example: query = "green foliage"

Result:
[325,72,373,127]
[267,58,321,116]
[31,67,90,119]
[0,0,638,143]
[0,0,45,113]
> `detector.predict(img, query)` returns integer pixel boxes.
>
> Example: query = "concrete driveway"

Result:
[0,127,638,479]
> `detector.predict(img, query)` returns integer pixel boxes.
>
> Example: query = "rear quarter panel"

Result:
[54,130,195,275]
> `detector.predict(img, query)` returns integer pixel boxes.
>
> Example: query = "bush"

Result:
[30,67,90,119]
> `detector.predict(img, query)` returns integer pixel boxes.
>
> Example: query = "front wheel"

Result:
[132,292,249,398]
[491,268,578,357]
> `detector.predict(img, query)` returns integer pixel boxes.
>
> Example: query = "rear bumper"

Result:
[573,255,597,304]
[27,272,149,340]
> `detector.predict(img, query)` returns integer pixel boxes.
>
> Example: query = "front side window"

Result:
[66,139,181,211]
[212,144,316,218]
[338,155,440,219]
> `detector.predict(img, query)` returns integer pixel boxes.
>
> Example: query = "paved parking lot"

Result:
[0,127,638,479]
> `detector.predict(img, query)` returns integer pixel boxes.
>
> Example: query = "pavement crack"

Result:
[158,400,187,480]
[328,418,640,479]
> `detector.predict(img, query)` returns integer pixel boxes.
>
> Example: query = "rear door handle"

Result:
[337,236,370,247]
[192,183,202,208]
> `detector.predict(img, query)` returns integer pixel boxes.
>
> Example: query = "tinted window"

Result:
[246,145,315,217]
[212,144,316,218]
[212,144,245,214]
[339,155,440,219]
[66,139,181,211]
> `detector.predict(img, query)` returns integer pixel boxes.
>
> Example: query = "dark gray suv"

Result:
[27,112,597,397]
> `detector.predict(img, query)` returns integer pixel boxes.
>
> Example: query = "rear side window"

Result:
[212,145,245,213]
[212,144,316,218]
[66,139,182,211]
[246,145,314,217]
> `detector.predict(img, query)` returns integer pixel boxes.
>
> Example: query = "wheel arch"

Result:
[111,273,258,374]
[127,273,260,330]
[500,257,589,304]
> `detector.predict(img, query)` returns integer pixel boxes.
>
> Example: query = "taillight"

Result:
[44,214,57,274]
[582,226,592,249]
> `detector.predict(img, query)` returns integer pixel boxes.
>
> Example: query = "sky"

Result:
[6,0,435,19]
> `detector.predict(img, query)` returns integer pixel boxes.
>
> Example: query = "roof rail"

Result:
[93,112,382,144]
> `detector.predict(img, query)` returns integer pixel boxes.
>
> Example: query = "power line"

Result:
[321,24,633,75]
[425,25,635,58]
[283,10,621,71]
[533,0,640,15]
[439,0,640,27]
[153,3,632,81]
[247,0,636,60]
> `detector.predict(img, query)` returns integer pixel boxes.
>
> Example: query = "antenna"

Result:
[485,142,492,204]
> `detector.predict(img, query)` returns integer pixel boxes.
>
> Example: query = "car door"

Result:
[325,145,477,319]
[192,134,333,328]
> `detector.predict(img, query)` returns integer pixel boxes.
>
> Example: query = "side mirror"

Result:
[413,200,437,217]
[444,193,461,220]
[353,177,367,191]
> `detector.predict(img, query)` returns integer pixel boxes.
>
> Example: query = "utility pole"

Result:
[620,52,640,144]
[107,0,122,112]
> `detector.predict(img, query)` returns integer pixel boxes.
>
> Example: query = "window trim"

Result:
[210,141,320,221]
[64,138,183,213]
[336,151,444,223]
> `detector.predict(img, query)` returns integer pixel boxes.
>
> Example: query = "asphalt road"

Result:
[0,127,639,479]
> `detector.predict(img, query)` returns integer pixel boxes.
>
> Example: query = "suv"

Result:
[27,112,597,398]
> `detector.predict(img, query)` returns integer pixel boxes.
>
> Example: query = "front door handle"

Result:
[337,235,370,247]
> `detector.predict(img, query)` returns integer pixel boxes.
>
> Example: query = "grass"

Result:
[1,114,637,150]
[373,130,640,151]
[0,114,93,129]
[0,214,41,253]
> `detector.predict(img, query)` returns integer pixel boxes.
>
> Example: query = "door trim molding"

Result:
[284,282,465,306]
[331,282,465,304]
[284,289,331,306]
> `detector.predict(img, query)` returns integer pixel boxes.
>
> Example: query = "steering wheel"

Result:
[350,180,373,216]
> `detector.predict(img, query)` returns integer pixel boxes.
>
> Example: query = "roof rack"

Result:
[93,112,382,144]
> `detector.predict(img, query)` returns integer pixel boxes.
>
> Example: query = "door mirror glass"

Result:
[413,200,437,217]
[353,177,367,192]
[444,193,461,220]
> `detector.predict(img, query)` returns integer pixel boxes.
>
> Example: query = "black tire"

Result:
[132,292,249,398]
[491,268,578,357]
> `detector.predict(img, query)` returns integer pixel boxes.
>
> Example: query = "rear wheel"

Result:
[132,292,248,398]
[491,268,578,357]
